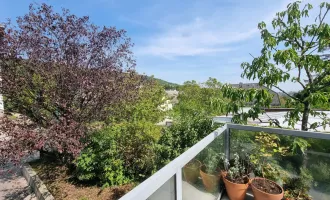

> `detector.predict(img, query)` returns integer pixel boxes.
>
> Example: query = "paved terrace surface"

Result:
[0,165,36,200]
[0,114,39,200]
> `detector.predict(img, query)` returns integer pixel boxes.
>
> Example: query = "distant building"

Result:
[160,90,179,111]
[165,90,179,104]
[230,82,281,106]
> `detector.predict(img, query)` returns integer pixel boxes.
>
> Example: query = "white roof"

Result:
[214,110,330,132]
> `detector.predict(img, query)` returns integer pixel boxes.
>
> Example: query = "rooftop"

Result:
[214,108,330,132]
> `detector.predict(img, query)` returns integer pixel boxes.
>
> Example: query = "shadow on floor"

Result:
[4,185,34,200]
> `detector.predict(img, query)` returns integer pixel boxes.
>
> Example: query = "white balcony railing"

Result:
[119,124,330,200]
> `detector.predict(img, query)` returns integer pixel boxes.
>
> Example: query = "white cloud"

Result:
[135,18,257,58]
[135,0,325,59]
[135,1,290,58]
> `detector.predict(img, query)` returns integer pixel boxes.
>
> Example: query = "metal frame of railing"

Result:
[119,124,330,200]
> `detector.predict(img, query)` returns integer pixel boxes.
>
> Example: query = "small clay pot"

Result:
[200,166,220,192]
[251,177,284,200]
[183,159,201,183]
[221,171,249,200]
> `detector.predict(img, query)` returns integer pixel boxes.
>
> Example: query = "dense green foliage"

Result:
[222,85,273,124]
[173,78,227,118]
[75,121,161,186]
[75,79,167,186]
[155,114,219,169]
[75,113,221,186]
[284,167,313,200]
[108,79,167,124]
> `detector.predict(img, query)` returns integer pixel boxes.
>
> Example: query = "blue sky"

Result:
[0,0,325,91]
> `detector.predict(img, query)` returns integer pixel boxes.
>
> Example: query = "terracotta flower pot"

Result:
[183,159,201,183]
[221,171,249,200]
[251,178,284,200]
[200,166,220,192]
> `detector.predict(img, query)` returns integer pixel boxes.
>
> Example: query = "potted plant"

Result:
[221,153,250,200]
[250,132,285,200]
[183,159,201,183]
[200,149,221,192]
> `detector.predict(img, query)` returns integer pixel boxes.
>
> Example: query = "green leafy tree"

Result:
[0,3,141,165]
[222,85,273,124]
[230,1,330,130]
[108,78,167,124]
[173,78,227,118]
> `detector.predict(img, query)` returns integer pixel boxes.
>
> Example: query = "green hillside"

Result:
[147,76,180,89]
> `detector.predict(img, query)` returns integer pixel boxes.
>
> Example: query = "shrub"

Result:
[284,168,313,200]
[310,161,330,183]
[75,121,161,186]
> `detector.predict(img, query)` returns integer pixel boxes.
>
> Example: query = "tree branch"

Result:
[310,69,330,90]
[307,45,320,55]
[249,53,255,59]
[297,65,306,89]
[304,62,313,85]
[271,84,302,102]
[310,6,329,48]
[294,38,304,50]
[313,82,330,92]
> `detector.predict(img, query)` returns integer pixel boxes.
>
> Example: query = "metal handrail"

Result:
[227,124,330,140]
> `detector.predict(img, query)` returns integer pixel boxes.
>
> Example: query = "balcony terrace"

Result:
[119,124,330,200]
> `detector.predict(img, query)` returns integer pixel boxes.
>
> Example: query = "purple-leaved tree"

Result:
[0,3,142,165]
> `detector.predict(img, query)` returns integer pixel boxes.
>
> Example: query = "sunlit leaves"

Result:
[173,78,227,118]
[235,1,330,130]
[222,84,273,124]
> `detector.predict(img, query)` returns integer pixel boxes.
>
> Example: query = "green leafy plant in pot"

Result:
[250,132,285,200]
[222,153,250,200]
[200,148,221,192]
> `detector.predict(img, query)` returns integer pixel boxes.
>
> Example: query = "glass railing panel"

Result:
[229,128,330,200]
[304,137,330,200]
[147,175,176,200]
[182,134,224,200]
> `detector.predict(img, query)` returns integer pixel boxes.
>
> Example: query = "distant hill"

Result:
[147,76,180,89]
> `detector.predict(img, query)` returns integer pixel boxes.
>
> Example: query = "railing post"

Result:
[224,126,230,162]
[175,169,182,200]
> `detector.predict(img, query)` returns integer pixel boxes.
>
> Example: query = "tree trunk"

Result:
[301,102,310,131]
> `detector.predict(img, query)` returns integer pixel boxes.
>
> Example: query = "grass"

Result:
[29,158,133,200]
